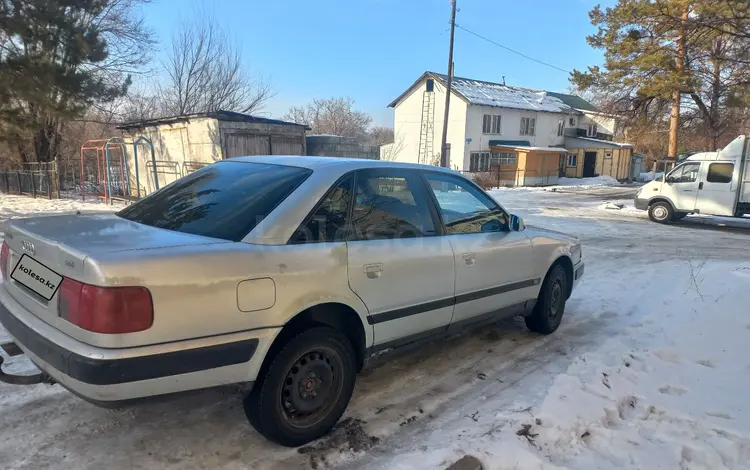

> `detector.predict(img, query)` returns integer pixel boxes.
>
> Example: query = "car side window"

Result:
[707,163,733,183]
[424,173,508,234]
[668,163,700,183]
[351,171,436,240]
[290,175,353,243]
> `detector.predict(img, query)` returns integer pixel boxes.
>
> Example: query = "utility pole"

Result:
[440,0,457,168]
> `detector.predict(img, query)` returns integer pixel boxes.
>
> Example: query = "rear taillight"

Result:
[58,277,153,334]
[0,241,9,280]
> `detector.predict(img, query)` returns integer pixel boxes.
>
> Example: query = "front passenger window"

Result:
[668,163,700,183]
[425,174,508,234]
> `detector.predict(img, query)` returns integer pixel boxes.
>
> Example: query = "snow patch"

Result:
[557,176,620,187]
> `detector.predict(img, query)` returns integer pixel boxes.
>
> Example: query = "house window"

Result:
[557,119,565,137]
[469,152,492,171]
[567,154,577,167]
[491,151,516,165]
[426,79,434,92]
[587,123,598,137]
[520,117,536,136]
[569,117,576,126]
[482,114,501,134]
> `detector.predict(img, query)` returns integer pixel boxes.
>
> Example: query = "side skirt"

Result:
[362,299,536,369]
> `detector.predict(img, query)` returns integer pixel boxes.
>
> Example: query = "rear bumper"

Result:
[0,285,277,403]
[634,198,649,211]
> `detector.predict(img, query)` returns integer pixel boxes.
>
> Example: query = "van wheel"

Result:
[525,264,568,335]
[244,327,356,447]
[648,202,674,223]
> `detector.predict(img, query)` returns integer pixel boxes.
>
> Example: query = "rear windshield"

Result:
[116,161,312,241]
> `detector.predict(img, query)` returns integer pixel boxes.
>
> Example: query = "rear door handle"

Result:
[462,253,476,265]
[364,263,383,279]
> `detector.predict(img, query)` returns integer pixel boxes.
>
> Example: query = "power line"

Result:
[454,23,572,74]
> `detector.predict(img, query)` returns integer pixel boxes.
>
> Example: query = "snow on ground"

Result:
[556,176,620,187]
[2,187,750,470]
[0,194,120,237]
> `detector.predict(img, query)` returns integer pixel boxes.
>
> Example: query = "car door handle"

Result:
[682,189,694,192]
[698,182,704,190]
[363,263,383,279]
[462,253,476,265]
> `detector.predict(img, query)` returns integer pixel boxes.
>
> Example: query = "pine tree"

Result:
[0,0,152,163]
[572,0,750,155]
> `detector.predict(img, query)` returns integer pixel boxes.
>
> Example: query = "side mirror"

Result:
[509,214,525,232]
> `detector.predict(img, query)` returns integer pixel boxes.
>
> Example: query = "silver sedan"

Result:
[0,156,583,446]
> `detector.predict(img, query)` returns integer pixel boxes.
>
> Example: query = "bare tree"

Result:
[160,16,272,115]
[378,131,406,162]
[368,126,395,146]
[284,97,372,139]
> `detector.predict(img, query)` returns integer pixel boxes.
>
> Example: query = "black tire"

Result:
[244,326,356,447]
[674,212,688,220]
[525,264,568,334]
[648,201,674,223]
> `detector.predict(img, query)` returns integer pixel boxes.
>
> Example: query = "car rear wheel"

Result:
[525,264,568,334]
[648,202,674,223]
[244,326,356,447]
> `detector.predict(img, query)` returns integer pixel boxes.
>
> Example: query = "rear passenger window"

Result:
[351,172,436,240]
[290,176,353,243]
[707,163,733,183]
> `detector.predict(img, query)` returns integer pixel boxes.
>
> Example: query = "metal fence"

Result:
[0,161,61,199]
[459,168,560,189]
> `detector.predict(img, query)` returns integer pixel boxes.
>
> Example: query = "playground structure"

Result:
[79,136,160,204]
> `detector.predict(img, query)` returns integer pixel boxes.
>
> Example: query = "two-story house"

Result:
[382,71,633,185]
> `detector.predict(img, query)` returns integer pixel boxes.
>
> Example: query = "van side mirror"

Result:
[509,214,525,232]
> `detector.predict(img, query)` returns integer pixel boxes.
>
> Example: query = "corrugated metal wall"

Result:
[224,134,271,157]
[220,121,306,158]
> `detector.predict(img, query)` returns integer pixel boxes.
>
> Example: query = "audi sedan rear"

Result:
[0,156,583,446]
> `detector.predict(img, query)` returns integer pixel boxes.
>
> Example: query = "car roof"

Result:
[228,155,460,174]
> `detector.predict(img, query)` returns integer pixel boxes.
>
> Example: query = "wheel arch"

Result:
[259,302,369,378]
[648,196,678,213]
[548,255,574,299]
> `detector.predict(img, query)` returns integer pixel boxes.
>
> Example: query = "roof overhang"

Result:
[387,72,470,108]
[490,145,569,153]
[564,136,633,149]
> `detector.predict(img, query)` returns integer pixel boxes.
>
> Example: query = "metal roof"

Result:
[545,92,599,112]
[564,136,634,149]
[117,110,309,130]
[488,139,531,146]
[388,72,582,114]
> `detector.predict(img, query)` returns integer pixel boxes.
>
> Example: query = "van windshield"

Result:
[116,161,312,242]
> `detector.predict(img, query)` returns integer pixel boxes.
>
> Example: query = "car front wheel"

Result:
[648,202,674,223]
[244,326,356,447]
[526,264,568,334]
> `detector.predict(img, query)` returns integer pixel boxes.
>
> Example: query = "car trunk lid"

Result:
[2,213,228,333]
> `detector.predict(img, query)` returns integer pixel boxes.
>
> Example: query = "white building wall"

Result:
[578,112,617,136]
[391,78,467,169]
[463,106,567,170]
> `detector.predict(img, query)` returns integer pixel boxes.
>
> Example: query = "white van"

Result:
[635,135,750,222]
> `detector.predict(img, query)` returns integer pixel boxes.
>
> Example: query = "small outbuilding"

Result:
[117,110,308,192]
[562,136,633,180]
